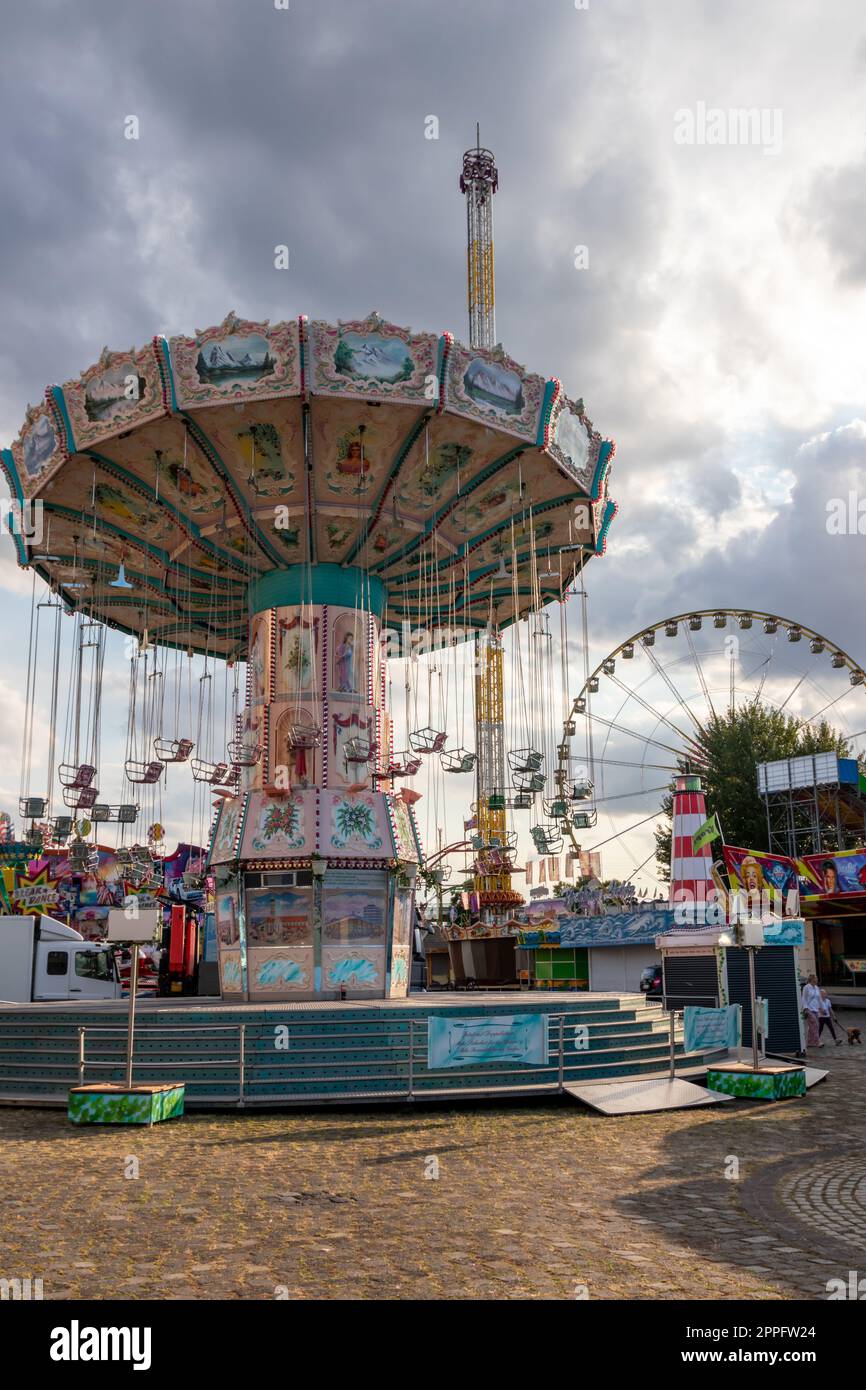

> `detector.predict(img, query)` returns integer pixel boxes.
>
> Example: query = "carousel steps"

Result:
[0,993,723,1107]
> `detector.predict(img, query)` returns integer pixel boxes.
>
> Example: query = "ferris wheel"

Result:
[554,609,866,892]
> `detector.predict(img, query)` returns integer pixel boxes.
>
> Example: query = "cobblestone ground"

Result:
[1,1018,864,1301]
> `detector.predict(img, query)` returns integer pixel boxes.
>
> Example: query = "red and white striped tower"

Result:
[669,773,714,908]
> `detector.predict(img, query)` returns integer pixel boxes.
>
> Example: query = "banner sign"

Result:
[428,1014,549,1070]
[684,1004,741,1053]
[724,844,866,904]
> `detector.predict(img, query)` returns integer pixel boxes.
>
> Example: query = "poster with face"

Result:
[330,608,367,699]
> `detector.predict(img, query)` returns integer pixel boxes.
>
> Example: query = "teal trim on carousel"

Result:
[49,386,77,455]
[248,564,386,618]
[596,498,617,555]
[157,337,179,412]
[537,380,560,446]
[589,439,613,502]
[0,448,34,565]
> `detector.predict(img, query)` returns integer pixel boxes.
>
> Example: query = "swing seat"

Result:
[513,771,545,794]
[287,723,321,750]
[508,748,543,774]
[125,759,163,785]
[441,748,476,773]
[379,752,422,778]
[154,737,195,763]
[344,736,378,764]
[545,799,569,820]
[50,816,73,840]
[213,765,241,794]
[570,778,594,801]
[228,739,262,767]
[191,758,229,785]
[64,786,99,810]
[512,791,533,810]
[89,804,111,822]
[115,848,134,866]
[409,727,447,755]
[531,824,563,854]
[18,796,47,819]
[570,810,597,830]
[114,804,139,824]
[59,763,97,790]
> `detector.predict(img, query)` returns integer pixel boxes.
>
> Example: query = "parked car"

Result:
[640,963,663,998]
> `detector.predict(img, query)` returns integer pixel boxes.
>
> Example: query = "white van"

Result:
[0,915,121,1002]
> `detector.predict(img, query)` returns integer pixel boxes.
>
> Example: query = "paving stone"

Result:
[0,1013,863,1300]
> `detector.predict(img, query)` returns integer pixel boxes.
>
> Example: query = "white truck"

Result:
[0,915,121,1002]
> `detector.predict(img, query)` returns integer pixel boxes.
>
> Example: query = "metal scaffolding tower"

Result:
[460,127,498,351]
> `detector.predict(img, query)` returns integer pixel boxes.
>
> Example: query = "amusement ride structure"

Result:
[1,136,617,1000]
[555,608,866,891]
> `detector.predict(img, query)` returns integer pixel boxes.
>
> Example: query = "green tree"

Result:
[655,705,854,878]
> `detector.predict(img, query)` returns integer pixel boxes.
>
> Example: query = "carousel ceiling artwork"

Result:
[1,310,617,657]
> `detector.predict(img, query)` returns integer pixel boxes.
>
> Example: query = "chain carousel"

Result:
[0,141,616,1011]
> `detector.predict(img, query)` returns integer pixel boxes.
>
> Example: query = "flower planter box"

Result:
[68,1083,185,1126]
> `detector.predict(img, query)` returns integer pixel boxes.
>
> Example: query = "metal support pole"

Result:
[669,1008,676,1080]
[77,1026,85,1086]
[124,942,139,1091]
[558,1015,565,1091]
[748,947,759,1072]
[238,1023,246,1107]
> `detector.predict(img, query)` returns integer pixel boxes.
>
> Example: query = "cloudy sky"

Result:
[0,0,864,881]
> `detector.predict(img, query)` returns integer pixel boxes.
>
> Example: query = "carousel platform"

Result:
[0,992,730,1109]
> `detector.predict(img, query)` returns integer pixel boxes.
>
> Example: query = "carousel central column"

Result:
[210,565,419,1002]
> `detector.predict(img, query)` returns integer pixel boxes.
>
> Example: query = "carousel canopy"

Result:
[1,311,616,658]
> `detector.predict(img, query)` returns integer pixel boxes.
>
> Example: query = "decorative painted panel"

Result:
[273,607,321,698]
[209,796,246,865]
[60,343,165,452]
[388,945,410,998]
[321,945,385,992]
[446,342,545,442]
[320,790,389,857]
[308,314,438,405]
[321,871,388,945]
[240,790,313,857]
[12,402,65,498]
[246,885,313,946]
[389,795,419,863]
[269,707,319,791]
[219,950,243,993]
[169,313,301,409]
[248,946,313,993]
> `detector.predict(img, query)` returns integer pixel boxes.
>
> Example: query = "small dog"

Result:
[846,1026,862,1046]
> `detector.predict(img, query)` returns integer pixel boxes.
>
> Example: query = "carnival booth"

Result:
[656,921,806,1056]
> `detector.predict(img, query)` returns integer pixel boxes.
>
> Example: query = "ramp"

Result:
[565,1076,734,1115]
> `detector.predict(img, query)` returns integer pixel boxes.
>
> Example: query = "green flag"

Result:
[691,813,720,854]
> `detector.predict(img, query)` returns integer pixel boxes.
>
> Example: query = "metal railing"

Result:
[0,1000,699,1106]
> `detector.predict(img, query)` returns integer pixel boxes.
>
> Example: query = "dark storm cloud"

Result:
[0,0,864,686]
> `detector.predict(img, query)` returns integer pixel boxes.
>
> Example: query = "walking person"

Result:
[818,988,843,1045]
[801,974,821,1048]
